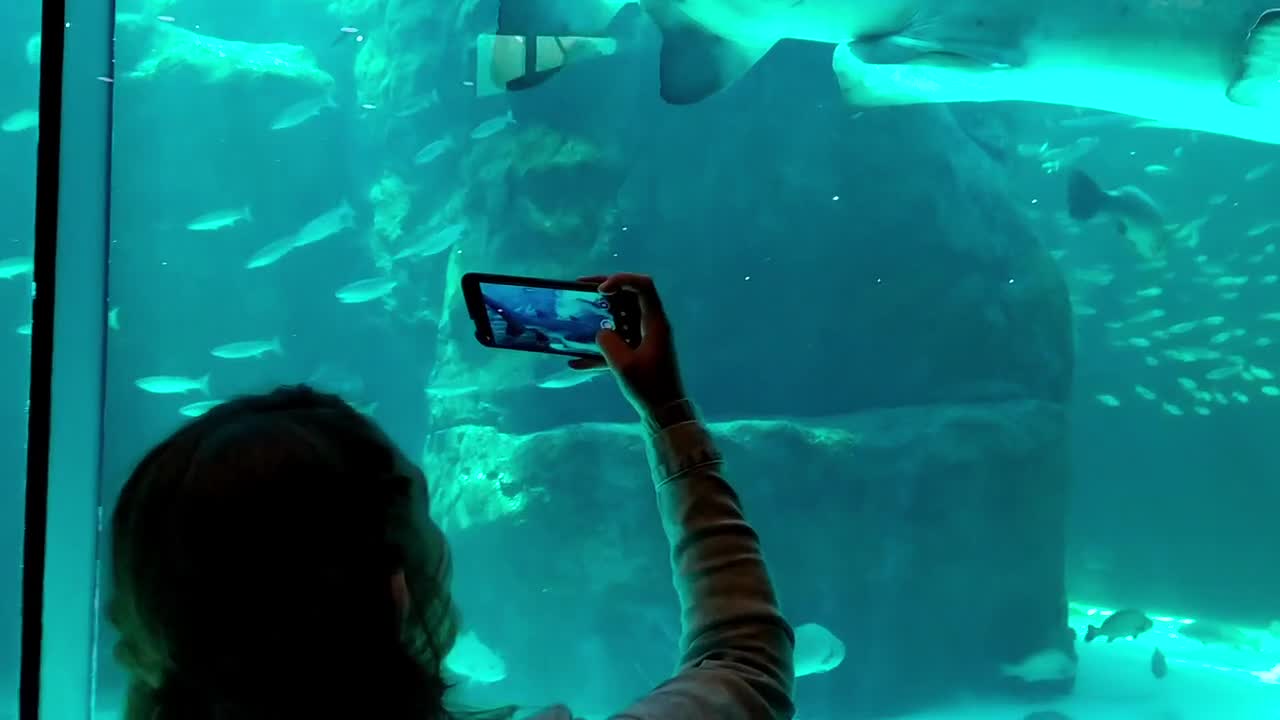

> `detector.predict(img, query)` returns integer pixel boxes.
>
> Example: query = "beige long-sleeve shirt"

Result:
[526,403,796,720]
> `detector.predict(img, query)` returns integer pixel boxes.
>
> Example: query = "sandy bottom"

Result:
[862,611,1280,720]
[44,609,1280,720]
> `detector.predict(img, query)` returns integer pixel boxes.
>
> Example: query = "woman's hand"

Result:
[569,273,687,419]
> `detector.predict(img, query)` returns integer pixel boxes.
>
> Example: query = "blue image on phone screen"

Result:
[480,283,613,353]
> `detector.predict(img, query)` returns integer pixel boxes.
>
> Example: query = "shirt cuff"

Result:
[644,401,723,486]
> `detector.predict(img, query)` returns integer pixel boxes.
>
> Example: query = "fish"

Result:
[490,1,1280,145]
[413,137,455,165]
[1057,112,1139,129]
[2,109,39,133]
[210,338,283,359]
[1151,647,1168,679]
[793,622,846,678]
[393,223,465,260]
[1247,222,1279,237]
[332,26,361,45]
[444,631,507,684]
[1066,171,1170,260]
[179,400,223,418]
[1245,162,1275,181]
[1084,609,1153,642]
[470,110,515,139]
[1178,620,1262,651]
[245,236,298,269]
[135,374,211,396]
[536,367,606,389]
[425,383,482,399]
[0,256,35,279]
[393,89,441,118]
[336,277,397,303]
[1032,136,1099,174]
[1000,647,1076,683]
[292,200,356,247]
[271,94,338,130]
[187,207,252,232]
[26,34,41,65]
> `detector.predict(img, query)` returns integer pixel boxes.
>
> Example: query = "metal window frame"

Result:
[22,0,117,717]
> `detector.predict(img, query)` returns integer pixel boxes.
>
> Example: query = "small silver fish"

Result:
[246,236,297,269]
[1000,647,1076,683]
[793,622,845,678]
[1178,620,1261,651]
[444,631,507,684]
[336,277,397,303]
[179,400,222,417]
[187,207,252,232]
[210,338,283,359]
[25,34,41,65]
[536,368,606,389]
[292,200,355,247]
[394,89,440,118]
[470,111,514,140]
[1245,162,1274,182]
[2,109,38,133]
[271,94,338,130]
[425,383,480,398]
[135,374,211,395]
[413,136,454,165]
[0,256,35,279]
[394,223,465,260]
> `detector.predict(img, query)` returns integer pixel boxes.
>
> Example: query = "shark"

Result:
[485,0,1280,145]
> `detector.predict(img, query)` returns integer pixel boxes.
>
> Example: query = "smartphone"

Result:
[461,273,643,359]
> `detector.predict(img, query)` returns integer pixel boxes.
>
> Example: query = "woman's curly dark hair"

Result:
[108,385,514,720]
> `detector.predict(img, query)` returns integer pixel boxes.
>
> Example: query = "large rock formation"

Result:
[388,11,1076,720]
[428,400,1071,717]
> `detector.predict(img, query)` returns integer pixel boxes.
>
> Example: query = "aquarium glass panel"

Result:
[0,1,40,717]
[93,1,1280,719]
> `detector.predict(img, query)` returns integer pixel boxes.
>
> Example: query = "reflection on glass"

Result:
[0,0,40,716]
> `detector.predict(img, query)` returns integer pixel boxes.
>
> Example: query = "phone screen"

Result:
[479,281,620,354]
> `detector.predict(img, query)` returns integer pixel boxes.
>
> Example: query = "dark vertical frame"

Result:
[20,0,67,716]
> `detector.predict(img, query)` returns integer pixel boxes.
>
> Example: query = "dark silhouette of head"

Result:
[107,385,502,720]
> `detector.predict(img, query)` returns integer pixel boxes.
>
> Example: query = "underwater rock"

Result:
[427,40,1071,429]
[427,398,1071,717]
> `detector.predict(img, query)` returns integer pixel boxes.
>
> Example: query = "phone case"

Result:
[461,273,642,358]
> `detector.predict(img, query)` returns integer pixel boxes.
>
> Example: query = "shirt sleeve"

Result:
[609,400,796,720]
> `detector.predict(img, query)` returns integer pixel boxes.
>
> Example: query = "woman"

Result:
[108,273,795,720]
